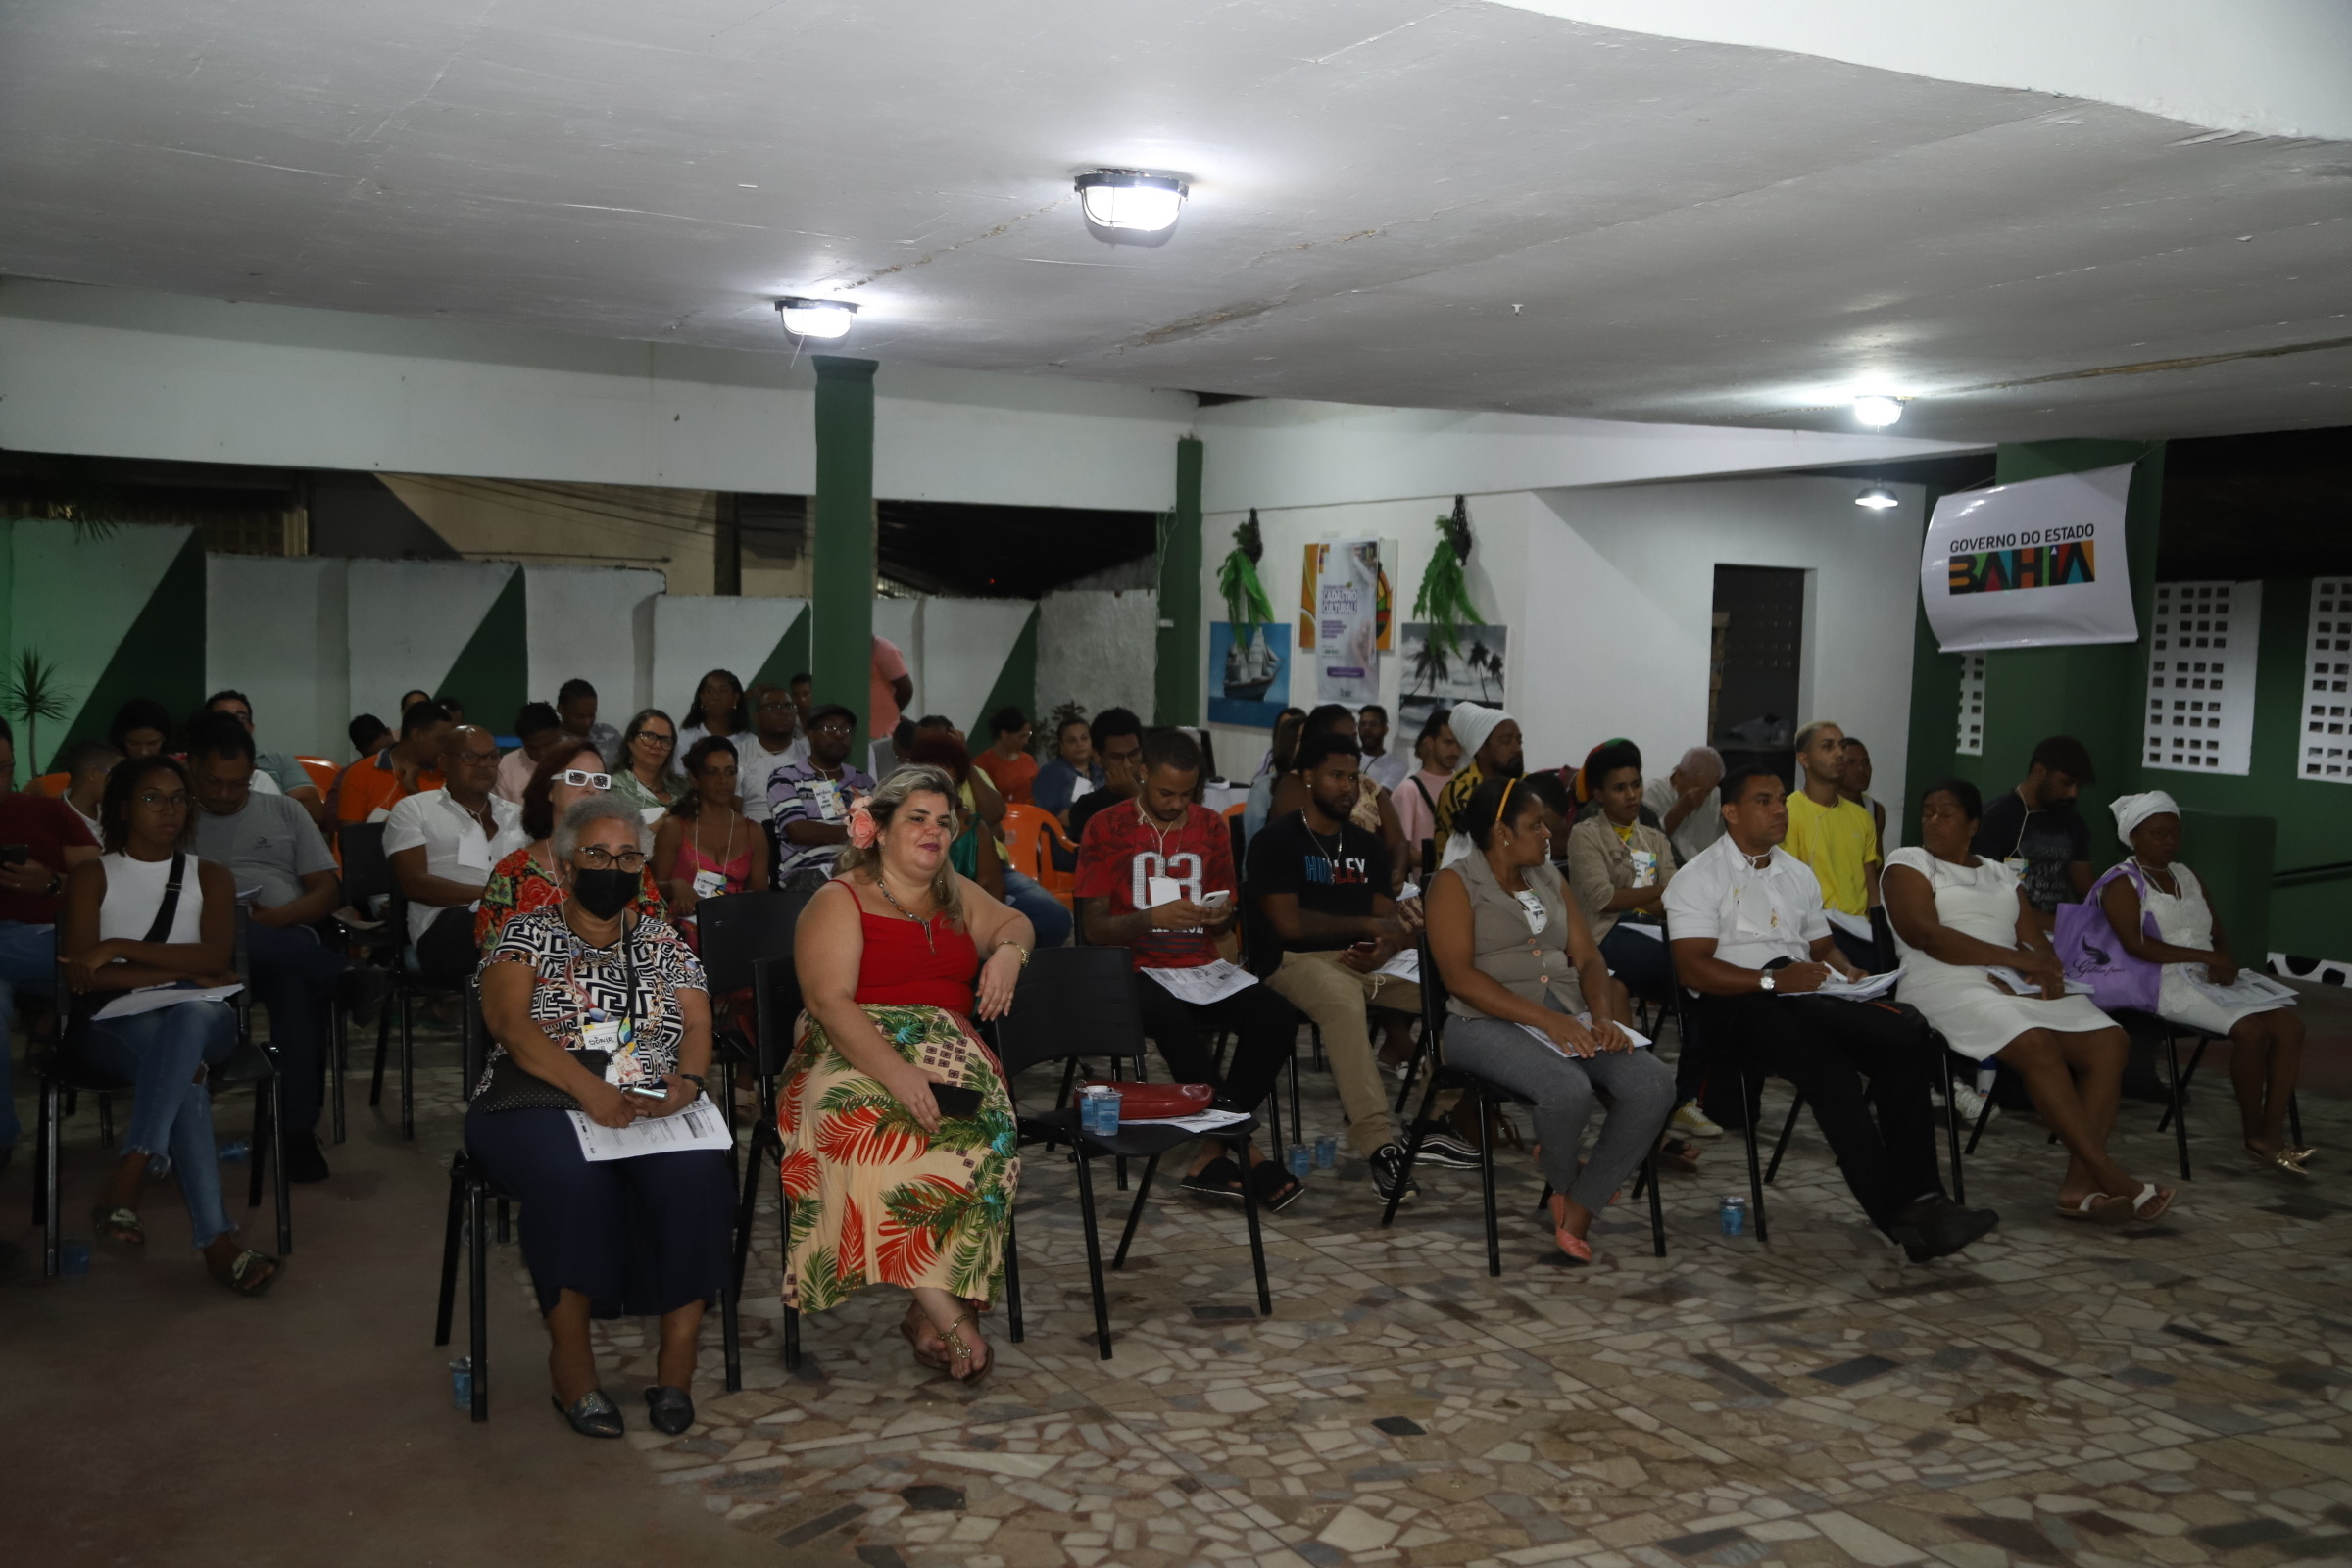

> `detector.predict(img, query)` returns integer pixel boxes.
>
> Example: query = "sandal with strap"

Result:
[91,1204,145,1252]
[932,1309,991,1384]
[899,1303,952,1372]
[2248,1144,2312,1177]
[1547,1194,1594,1267]
[2055,1191,2136,1225]
[220,1249,281,1296]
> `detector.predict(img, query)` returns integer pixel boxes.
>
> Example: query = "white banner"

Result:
[1921,464,2138,653]
[1315,539,1384,707]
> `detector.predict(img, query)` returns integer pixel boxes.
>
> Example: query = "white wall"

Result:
[649,595,809,725]
[1037,589,1159,732]
[920,599,1038,737]
[345,560,517,716]
[207,556,351,760]
[524,565,666,717]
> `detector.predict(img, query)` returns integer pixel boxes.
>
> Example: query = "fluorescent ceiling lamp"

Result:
[1075,170,1188,232]
[1854,486,1900,510]
[1852,394,1905,427]
[775,297,858,339]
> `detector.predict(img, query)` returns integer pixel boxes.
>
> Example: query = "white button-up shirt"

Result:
[382,787,525,944]
[1662,834,1829,973]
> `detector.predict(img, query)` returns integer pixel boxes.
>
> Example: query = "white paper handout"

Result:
[566,1095,734,1162]
[1824,909,1875,943]
[1614,922,1663,943]
[1376,947,1420,982]
[93,983,244,1021]
[1128,1108,1253,1134]
[2183,968,2296,1009]
[1987,966,2096,998]
[1519,1016,1652,1054]
[1813,967,1904,1002]
[1141,960,1259,1004]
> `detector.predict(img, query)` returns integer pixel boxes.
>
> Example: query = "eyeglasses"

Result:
[635,732,676,749]
[576,845,648,871]
[136,791,192,810]
[809,719,854,736]
[756,697,794,711]
[557,769,612,789]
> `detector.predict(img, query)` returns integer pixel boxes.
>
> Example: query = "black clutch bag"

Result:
[470,1050,610,1114]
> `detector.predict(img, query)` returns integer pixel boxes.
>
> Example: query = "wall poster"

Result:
[1298,539,1388,708]
[1398,622,1506,735]
[1921,464,2138,653]
[1207,621,1292,729]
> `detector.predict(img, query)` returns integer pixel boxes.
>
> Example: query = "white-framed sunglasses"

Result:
[558,769,612,789]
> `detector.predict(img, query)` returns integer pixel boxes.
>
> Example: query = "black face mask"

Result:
[572,867,636,920]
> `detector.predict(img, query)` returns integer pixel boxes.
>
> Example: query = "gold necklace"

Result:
[874,870,937,953]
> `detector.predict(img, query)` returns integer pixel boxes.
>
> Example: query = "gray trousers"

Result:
[1440,998,1677,1214]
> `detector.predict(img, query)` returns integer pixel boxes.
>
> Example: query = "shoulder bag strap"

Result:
[141,852,189,944]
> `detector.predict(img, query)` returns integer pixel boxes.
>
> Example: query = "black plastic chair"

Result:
[994,946,1272,1359]
[2154,1021,2305,1178]
[339,822,452,1141]
[696,889,810,1134]
[1754,1026,1971,1216]
[734,949,808,1299]
[434,980,744,1420]
[1384,934,1667,1272]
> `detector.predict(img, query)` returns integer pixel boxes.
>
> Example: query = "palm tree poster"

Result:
[1208,621,1293,728]
[1398,622,1506,734]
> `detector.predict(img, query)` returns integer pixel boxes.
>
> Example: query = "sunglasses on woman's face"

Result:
[557,769,612,789]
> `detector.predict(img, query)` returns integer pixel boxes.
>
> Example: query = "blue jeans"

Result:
[79,1001,241,1249]
[1001,869,1073,949]
[0,920,62,1152]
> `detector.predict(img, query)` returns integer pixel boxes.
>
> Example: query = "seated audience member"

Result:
[398,690,432,717]
[336,700,451,826]
[1254,707,1304,777]
[61,755,279,1295]
[436,695,468,727]
[1884,779,2167,1222]
[480,742,663,945]
[188,715,350,1182]
[2098,791,2308,1174]
[348,713,392,759]
[906,729,1072,948]
[1033,714,1102,818]
[1247,732,1427,1198]
[780,765,1032,1380]
[1392,708,1462,866]
[1267,706,1407,869]
[1564,741,1677,1000]
[1644,746,1727,866]
[469,796,730,1438]
[1241,710,1306,846]
[972,707,1040,807]
[1433,703,1522,861]
[496,702,569,805]
[1077,728,1304,1209]
[1568,742,1660,830]
[203,691,328,823]
[1973,735,2097,926]
[108,698,174,760]
[1840,736,1889,850]
[654,737,772,942]
[1430,775,1676,1262]
[876,717,919,782]
[0,718,102,1168]
[385,725,521,983]
[609,709,685,820]
[677,668,749,751]
[1358,703,1411,794]
[735,684,808,824]
[788,672,815,727]
[58,738,121,842]
[1664,764,1998,1261]
[1784,720,1884,969]
[768,704,877,881]
[556,678,625,768]
[1065,708,1146,844]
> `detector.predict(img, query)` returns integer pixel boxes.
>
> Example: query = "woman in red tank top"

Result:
[778,764,1037,1382]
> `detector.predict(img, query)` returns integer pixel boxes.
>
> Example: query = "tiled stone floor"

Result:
[447,1015,2352,1568]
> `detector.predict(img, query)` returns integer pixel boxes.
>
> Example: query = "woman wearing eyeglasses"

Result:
[59,757,282,1295]
[653,736,772,946]
[469,795,731,1439]
[609,709,686,824]
[477,742,665,947]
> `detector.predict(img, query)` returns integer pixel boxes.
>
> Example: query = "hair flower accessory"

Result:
[846,793,880,849]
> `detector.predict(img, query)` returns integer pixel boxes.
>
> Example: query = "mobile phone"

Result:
[625,1084,669,1101]
[0,844,27,866]
[930,1083,984,1119]
[1198,889,1232,911]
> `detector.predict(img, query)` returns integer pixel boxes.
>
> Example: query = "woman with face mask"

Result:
[467,795,729,1440]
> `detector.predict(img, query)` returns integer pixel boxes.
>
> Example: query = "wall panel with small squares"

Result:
[2300,577,2352,782]
[2142,580,2260,775]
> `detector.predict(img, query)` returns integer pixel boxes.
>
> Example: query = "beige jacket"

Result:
[1563,814,1678,943]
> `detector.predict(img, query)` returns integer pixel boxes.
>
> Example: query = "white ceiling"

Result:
[2,0,2346,445]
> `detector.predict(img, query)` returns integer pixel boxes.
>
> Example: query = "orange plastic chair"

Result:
[295,756,338,795]
[1000,805,1076,907]
[32,772,69,799]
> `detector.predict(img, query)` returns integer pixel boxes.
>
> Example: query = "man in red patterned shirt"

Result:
[1076,728,1305,1209]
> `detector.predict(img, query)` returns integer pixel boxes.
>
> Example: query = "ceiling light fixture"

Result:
[1852,394,1906,427]
[1074,169,1188,233]
[775,297,858,339]
[1854,486,1900,510]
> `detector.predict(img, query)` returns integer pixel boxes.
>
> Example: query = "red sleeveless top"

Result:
[853,905,979,1013]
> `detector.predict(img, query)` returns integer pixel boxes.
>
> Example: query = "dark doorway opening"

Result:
[1710,564,1806,786]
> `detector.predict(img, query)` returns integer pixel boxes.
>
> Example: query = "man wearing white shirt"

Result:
[58,739,120,844]
[735,683,808,824]
[384,725,522,983]
[1357,704,1412,794]
[1664,764,1995,1264]
[1643,745,1727,866]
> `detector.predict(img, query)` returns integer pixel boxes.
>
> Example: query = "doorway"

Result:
[1709,564,1805,785]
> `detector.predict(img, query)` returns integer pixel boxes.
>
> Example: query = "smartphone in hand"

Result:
[929,1083,985,1119]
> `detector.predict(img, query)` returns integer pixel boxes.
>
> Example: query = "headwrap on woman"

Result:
[2111,790,2181,843]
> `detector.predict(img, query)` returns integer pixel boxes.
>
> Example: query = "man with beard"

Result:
[1972,736,2097,932]
[1432,703,1522,861]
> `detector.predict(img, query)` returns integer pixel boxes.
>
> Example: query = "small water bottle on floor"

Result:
[1287,1144,1312,1180]
[217,1139,250,1163]
[1313,1134,1337,1170]
[1718,1195,1748,1237]
[449,1356,473,1411]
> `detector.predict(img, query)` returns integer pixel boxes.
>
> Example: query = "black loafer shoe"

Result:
[552,1389,624,1438]
[645,1384,695,1435]
[283,1132,331,1185]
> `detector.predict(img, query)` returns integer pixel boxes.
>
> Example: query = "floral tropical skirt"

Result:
[776,1004,1020,1313]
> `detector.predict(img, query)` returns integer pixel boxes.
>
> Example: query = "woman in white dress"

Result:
[1883,778,2173,1225]
[2097,791,2309,1175]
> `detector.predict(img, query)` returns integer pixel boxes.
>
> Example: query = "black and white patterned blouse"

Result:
[476,907,708,1094]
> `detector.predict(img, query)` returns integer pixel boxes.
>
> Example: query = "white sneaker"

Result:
[1670,1101,1723,1140]
[1950,1082,1997,1125]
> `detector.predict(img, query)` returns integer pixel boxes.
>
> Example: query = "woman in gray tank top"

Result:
[1425,774,1676,1265]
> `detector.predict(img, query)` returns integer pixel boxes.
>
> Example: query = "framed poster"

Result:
[1398,622,1506,734]
[1921,464,2138,653]
[1207,621,1292,728]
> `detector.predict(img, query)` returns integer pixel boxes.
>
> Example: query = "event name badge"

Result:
[810,779,845,822]
[691,869,727,900]
[1630,849,1657,888]
[585,1013,649,1085]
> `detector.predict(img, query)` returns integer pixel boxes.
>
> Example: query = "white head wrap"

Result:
[1446,702,1515,764]
[2110,790,2180,842]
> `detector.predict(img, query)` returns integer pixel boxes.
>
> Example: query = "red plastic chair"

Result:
[1000,805,1076,906]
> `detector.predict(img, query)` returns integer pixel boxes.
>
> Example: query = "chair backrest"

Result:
[698,888,810,995]
[295,755,338,795]
[338,822,393,906]
[998,805,1053,881]
[461,977,489,1096]
[748,952,805,1074]
[32,771,70,799]
[991,946,1147,1079]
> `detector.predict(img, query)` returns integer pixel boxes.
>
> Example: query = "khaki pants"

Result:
[1267,950,1421,1157]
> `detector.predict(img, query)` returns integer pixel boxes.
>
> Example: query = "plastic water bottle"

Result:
[1287,1144,1312,1180]
[59,1240,91,1277]
[1079,1085,1120,1137]
[449,1356,473,1411]
[1719,1195,1749,1237]
[217,1139,250,1163]
[1313,1135,1338,1170]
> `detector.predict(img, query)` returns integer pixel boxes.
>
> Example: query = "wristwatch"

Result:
[677,1072,706,1090]
[1757,971,1776,994]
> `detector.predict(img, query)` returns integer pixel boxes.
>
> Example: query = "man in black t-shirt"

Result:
[1971,735,2096,926]
[1063,708,1145,847]
[1247,732,1426,1199]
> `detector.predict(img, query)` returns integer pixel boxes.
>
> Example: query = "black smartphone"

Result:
[0,844,27,866]
[930,1083,984,1119]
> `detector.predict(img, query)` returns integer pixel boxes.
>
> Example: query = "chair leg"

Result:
[732,1121,774,1296]
[1475,1091,1502,1278]
[1741,1069,1769,1244]
[435,1161,466,1345]
[2163,1026,2192,1182]
[1392,1031,1427,1117]
[2157,1032,2211,1134]
[1763,1093,1805,1186]
[399,992,416,1141]
[42,1076,64,1277]
[720,1285,743,1393]
[1937,1053,1967,1206]
[100,1092,115,1149]
[1240,1146,1272,1317]
[248,1081,269,1210]
[1110,1152,1161,1269]
[1381,1070,1446,1228]
[2289,1092,2304,1149]
[1644,1153,1667,1258]
[329,1001,348,1146]
[1965,1081,1998,1155]
[269,1079,292,1254]
[495,1199,509,1244]
[779,1194,803,1371]
[31,1071,51,1227]
[1070,1150,1115,1359]
[1288,1043,1302,1153]
[466,1179,490,1421]
[1003,1203,1023,1346]
[369,991,392,1107]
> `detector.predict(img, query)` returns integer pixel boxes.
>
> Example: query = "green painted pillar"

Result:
[1155,437,1203,727]
[1976,439,2165,863]
[811,356,878,736]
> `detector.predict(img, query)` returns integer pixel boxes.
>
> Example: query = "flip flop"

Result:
[1250,1157,1305,1212]
[1179,1156,1248,1204]
[2127,1182,2176,1222]
[2055,1191,2136,1225]
[91,1204,145,1252]
[1547,1195,1593,1266]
